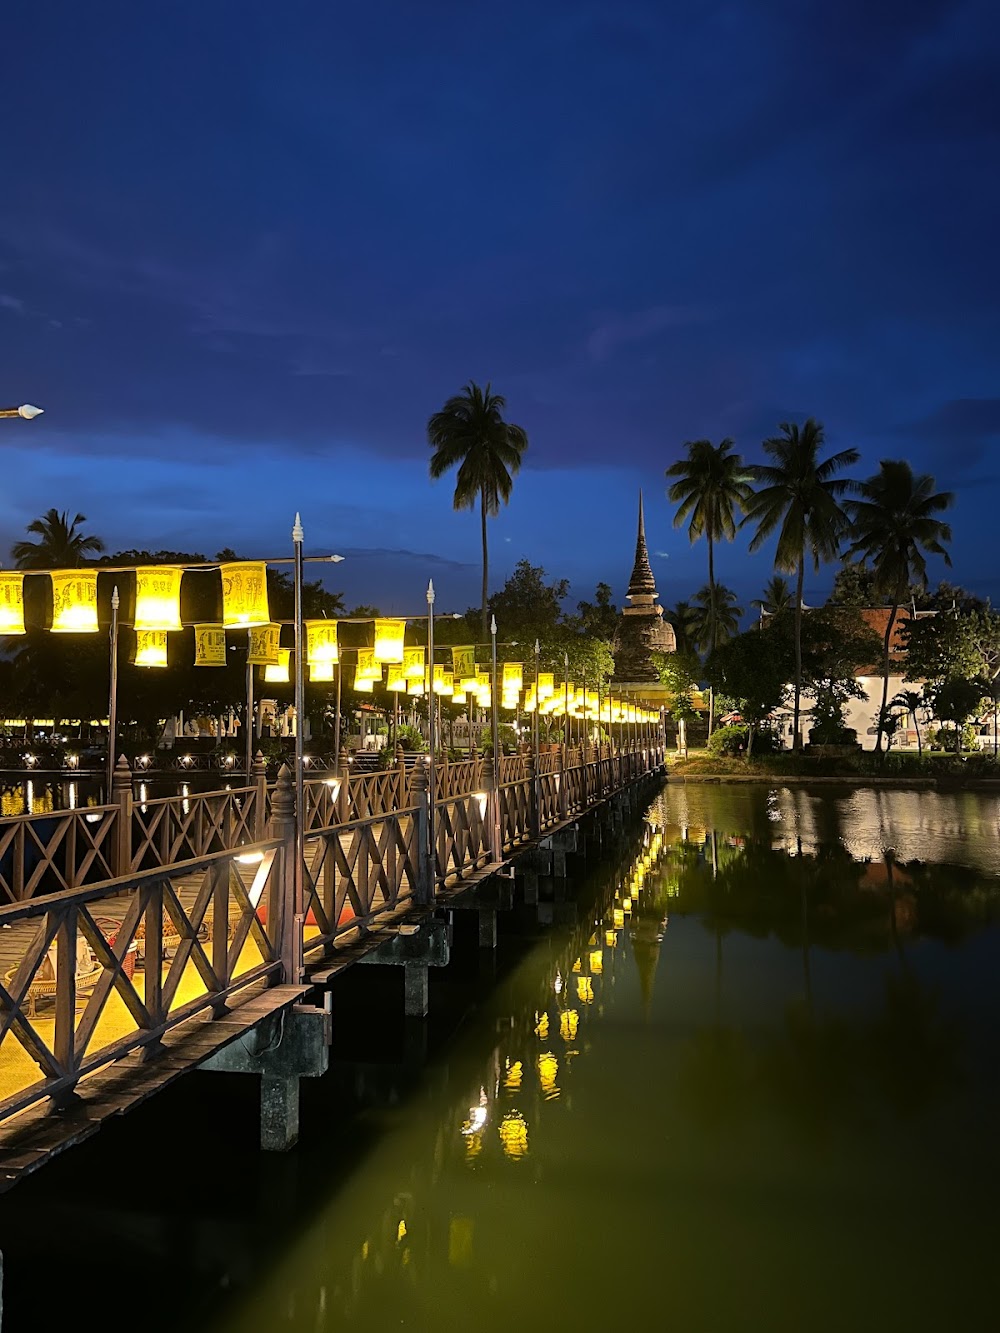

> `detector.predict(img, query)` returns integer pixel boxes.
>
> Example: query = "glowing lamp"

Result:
[354,675,375,693]
[133,566,182,631]
[264,648,291,683]
[452,645,476,678]
[356,648,382,682]
[50,570,99,633]
[0,572,25,634]
[310,661,335,682]
[194,624,227,666]
[538,672,554,701]
[373,618,406,663]
[432,666,451,695]
[248,623,282,665]
[407,677,425,696]
[221,561,270,628]
[404,647,425,678]
[502,662,523,692]
[306,620,338,666]
[386,667,407,692]
[134,629,168,667]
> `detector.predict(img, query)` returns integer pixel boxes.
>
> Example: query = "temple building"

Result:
[612,492,675,695]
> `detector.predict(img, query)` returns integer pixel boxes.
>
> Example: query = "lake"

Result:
[1,781,998,1332]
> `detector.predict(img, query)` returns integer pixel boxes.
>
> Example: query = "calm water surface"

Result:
[3,782,999,1332]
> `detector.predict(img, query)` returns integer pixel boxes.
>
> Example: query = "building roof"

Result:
[626,491,657,600]
[857,607,936,661]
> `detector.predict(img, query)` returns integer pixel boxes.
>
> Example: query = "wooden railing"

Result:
[0,842,283,1120]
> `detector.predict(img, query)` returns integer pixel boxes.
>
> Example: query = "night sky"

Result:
[2,1,997,618]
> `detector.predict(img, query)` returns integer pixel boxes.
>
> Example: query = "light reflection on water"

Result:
[207,784,1000,1333]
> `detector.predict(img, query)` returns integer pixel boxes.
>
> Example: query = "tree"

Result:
[927,676,983,752]
[488,559,568,646]
[666,439,752,733]
[705,626,793,754]
[752,575,793,618]
[903,609,1000,756]
[13,509,105,568]
[845,460,953,755]
[654,649,702,751]
[691,583,743,653]
[797,608,882,744]
[427,381,528,637]
[743,419,858,749]
[576,581,619,640]
[665,601,699,657]
[829,560,880,608]
[891,688,927,755]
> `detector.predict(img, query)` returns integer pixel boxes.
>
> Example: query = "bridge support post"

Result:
[404,963,429,1017]
[522,870,539,905]
[268,766,300,984]
[478,909,497,949]
[261,1074,300,1151]
[525,753,540,841]
[558,745,569,821]
[252,750,269,838]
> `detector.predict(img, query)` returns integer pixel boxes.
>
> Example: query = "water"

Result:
[2,782,999,1332]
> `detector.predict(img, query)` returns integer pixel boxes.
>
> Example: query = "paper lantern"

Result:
[403,647,425,679]
[50,571,99,633]
[386,666,407,692]
[310,661,335,682]
[407,676,425,696]
[134,566,182,631]
[373,618,405,663]
[354,676,375,694]
[264,649,291,683]
[502,662,523,692]
[306,620,338,666]
[356,648,381,682]
[247,623,281,665]
[221,562,270,628]
[0,572,25,634]
[194,624,227,666]
[134,629,168,668]
[538,672,554,700]
[431,666,451,695]
[452,645,476,678]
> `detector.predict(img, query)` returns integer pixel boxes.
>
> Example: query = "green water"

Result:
[212,783,1000,1332]
[3,782,999,1331]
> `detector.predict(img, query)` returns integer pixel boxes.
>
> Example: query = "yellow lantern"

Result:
[605,929,617,948]
[407,677,425,696]
[538,672,554,700]
[559,1009,579,1041]
[404,647,425,678]
[194,624,227,666]
[356,648,381,682]
[310,661,335,682]
[306,620,338,666]
[576,976,594,1004]
[0,572,25,634]
[613,908,625,929]
[50,570,99,633]
[133,566,182,631]
[373,618,406,663]
[499,1112,529,1161]
[386,666,407,692]
[355,676,375,694]
[452,645,476,678]
[537,1052,559,1099]
[134,629,168,668]
[589,949,603,975]
[431,666,451,695]
[221,561,270,628]
[502,662,523,692]
[247,623,281,664]
[264,648,291,683]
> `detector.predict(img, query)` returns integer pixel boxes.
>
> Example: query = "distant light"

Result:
[236,850,264,865]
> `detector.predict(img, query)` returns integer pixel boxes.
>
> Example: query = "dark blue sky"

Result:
[2,0,997,617]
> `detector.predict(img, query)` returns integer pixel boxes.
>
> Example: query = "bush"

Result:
[395,723,427,753]
[808,723,858,746]
[708,724,749,756]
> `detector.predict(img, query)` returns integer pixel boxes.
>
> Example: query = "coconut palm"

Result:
[666,439,753,733]
[743,420,858,750]
[846,460,953,754]
[666,600,700,657]
[427,382,528,637]
[12,509,106,568]
[891,688,927,755]
[692,583,743,654]
[751,575,794,619]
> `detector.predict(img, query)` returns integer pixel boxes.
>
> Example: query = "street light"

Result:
[0,404,43,420]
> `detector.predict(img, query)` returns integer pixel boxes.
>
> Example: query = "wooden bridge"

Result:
[0,739,665,1192]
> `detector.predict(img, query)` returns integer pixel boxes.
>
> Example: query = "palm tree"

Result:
[751,574,794,620]
[891,688,927,755]
[427,382,528,637]
[666,439,753,733]
[692,583,743,654]
[665,600,700,657]
[846,460,953,754]
[12,509,106,568]
[743,420,858,750]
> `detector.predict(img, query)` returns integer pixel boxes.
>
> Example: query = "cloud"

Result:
[0,293,24,313]
[587,304,713,362]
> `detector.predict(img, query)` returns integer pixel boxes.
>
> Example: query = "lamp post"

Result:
[0,404,43,420]
[533,639,540,759]
[489,615,501,861]
[107,586,119,795]
[426,580,436,886]
[291,513,306,981]
[563,652,570,749]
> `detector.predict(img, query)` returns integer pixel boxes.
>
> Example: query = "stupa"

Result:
[611,491,675,691]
